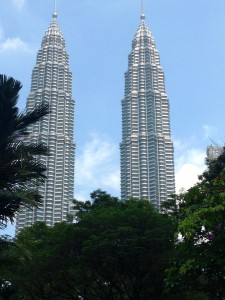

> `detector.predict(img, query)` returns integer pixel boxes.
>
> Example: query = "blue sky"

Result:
[1,0,225,235]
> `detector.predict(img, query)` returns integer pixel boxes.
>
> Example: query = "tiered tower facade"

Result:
[120,11,175,207]
[16,7,75,231]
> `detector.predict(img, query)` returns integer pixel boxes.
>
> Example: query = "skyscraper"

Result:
[120,7,175,208]
[16,4,75,231]
[207,145,223,161]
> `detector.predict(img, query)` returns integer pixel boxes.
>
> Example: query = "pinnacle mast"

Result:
[53,0,57,19]
[141,0,145,21]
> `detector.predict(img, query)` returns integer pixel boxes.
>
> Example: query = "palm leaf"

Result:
[0,74,50,226]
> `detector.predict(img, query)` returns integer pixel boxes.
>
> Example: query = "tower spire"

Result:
[53,0,57,19]
[141,0,145,21]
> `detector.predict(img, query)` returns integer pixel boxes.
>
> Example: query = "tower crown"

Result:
[42,4,65,48]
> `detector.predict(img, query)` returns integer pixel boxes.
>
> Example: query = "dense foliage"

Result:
[163,148,225,299]
[0,194,175,300]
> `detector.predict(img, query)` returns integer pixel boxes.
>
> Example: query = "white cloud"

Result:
[0,37,31,53]
[75,133,120,200]
[0,24,33,53]
[75,135,208,199]
[176,163,203,193]
[12,0,25,10]
[175,144,206,193]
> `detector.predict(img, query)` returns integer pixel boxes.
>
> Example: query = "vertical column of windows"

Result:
[130,139,140,198]
[161,96,171,136]
[57,94,65,134]
[139,136,149,198]
[131,94,138,135]
[52,64,58,90]
[44,64,52,89]
[157,67,165,92]
[58,66,64,90]
[132,65,138,90]
[49,91,57,133]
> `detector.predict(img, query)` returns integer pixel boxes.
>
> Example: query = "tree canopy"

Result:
[1,193,175,299]
[163,148,225,299]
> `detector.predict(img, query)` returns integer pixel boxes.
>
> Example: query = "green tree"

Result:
[76,198,175,300]
[0,74,49,227]
[164,149,225,299]
[2,192,175,299]
[0,236,18,300]
[71,189,119,215]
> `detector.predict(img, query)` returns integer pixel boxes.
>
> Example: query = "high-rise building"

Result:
[16,4,75,231]
[207,145,223,161]
[120,8,175,208]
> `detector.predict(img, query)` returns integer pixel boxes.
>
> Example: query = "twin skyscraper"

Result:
[16,7,75,231]
[16,3,175,231]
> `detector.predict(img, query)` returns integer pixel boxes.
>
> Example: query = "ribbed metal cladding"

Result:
[120,14,175,208]
[16,15,75,232]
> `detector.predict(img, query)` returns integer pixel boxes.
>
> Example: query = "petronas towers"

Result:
[16,8,75,231]
[16,3,175,231]
[120,12,175,207]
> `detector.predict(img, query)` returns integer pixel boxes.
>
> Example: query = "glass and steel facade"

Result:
[207,145,223,161]
[16,12,75,231]
[120,13,175,208]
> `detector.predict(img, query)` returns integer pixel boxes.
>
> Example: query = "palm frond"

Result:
[0,74,50,224]
[16,102,50,133]
[0,76,22,145]
[14,142,50,156]
[0,188,42,226]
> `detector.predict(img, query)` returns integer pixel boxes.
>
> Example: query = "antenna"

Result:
[141,0,144,15]
[141,0,145,21]
[53,0,57,18]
